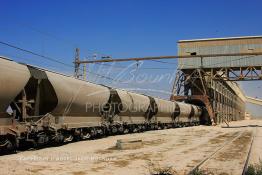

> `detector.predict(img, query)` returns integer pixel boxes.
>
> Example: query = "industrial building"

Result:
[171,36,262,124]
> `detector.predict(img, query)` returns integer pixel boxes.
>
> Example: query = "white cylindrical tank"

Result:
[0,58,31,113]
[177,102,192,122]
[115,89,150,123]
[154,98,176,117]
[154,98,176,123]
[46,71,110,117]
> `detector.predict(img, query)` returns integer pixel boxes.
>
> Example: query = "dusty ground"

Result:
[0,119,261,175]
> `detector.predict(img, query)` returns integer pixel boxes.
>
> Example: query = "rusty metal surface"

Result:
[171,95,215,124]
[0,58,30,113]
[192,105,202,117]
[211,66,262,81]
[171,67,246,124]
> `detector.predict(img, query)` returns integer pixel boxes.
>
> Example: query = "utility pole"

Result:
[74,48,80,78]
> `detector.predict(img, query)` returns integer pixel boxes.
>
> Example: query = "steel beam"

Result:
[75,52,262,64]
[245,96,262,106]
[212,66,262,81]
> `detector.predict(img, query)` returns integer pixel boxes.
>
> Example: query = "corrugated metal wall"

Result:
[178,37,262,69]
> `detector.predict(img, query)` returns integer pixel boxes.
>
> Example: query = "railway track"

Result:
[242,126,257,175]
[188,126,257,175]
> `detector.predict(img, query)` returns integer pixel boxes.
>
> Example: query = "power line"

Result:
[0,41,69,66]
[94,62,174,70]
[86,53,261,70]
[0,41,175,84]
[3,40,259,85]
[18,23,77,48]
[92,54,249,70]
[14,22,110,57]
[10,22,234,70]
[0,41,123,83]
[150,59,178,65]
[76,52,262,63]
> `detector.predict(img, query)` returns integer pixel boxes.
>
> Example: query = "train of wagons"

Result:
[0,57,207,152]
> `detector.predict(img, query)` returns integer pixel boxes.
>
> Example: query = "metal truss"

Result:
[171,69,216,125]
[171,68,247,125]
[211,66,262,81]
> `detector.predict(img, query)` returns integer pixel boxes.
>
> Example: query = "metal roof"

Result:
[178,36,262,43]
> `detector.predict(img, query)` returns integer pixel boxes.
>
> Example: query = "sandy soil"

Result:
[0,119,261,175]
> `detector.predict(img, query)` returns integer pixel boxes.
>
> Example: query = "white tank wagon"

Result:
[114,89,151,123]
[0,58,31,152]
[45,71,111,128]
[153,98,202,127]
[175,102,202,125]
[0,58,30,116]
[0,57,205,153]
[154,98,176,124]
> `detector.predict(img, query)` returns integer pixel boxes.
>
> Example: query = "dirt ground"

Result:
[0,119,261,175]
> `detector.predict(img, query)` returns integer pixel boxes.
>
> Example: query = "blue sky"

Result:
[0,0,261,116]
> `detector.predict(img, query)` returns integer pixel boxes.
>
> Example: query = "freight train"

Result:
[0,57,204,153]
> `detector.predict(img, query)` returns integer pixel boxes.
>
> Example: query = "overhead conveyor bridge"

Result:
[245,96,262,106]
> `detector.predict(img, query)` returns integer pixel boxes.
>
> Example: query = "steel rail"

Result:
[75,52,262,64]
[242,126,257,175]
[188,131,245,175]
